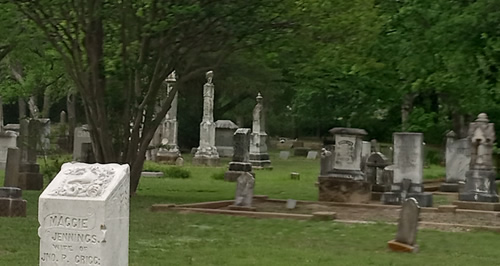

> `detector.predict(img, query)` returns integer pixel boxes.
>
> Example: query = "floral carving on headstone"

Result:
[49,166,116,197]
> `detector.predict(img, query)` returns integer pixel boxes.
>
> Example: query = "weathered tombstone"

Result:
[73,125,92,162]
[175,157,184,166]
[286,199,297,209]
[306,151,318,159]
[0,187,26,217]
[279,151,290,160]
[365,152,391,192]
[39,163,130,266]
[233,172,255,207]
[18,119,43,190]
[317,127,371,203]
[370,139,380,153]
[0,131,18,170]
[193,71,220,166]
[215,120,239,157]
[38,118,51,151]
[224,128,255,182]
[81,143,96,164]
[441,131,471,192]
[387,197,420,253]
[249,93,272,169]
[4,148,21,187]
[157,71,182,164]
[459,113,499,202]
[290,172,300,180]
[381,133,433,207]
[60,111,67,124]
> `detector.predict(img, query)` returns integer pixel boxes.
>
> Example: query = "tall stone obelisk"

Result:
[249,93,272,169]
[157,71,182,164]
[193,71,219,166]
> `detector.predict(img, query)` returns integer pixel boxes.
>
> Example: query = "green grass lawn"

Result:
[1,151,499,265]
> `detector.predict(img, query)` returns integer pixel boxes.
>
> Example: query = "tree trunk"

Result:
[401,93,416,131]
[452,112,468,139]
[67,90,77,150]
[28,95,40,119]
[18,98,26,120]
[41,87,52,118]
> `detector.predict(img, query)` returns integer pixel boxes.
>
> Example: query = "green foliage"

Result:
[39,154,72,182]
[210,170,226,181]
[142,162,191,179]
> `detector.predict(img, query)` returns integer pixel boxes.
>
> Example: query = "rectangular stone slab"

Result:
[38,162,130,266]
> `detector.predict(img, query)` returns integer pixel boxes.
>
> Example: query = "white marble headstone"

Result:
[393,133,424,184]
[334,134,362,171]
[0,131,18,169]
[39,163,130,266]
[446,138,470,183]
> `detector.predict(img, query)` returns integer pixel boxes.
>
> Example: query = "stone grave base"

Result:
[458,192,499,202]
[192,156,220,166]
[440,182,460,192]
[453,201,500,211]
[372,184,391,192]
[249,153,272,170]
[18,172,43,190]
[387,240,418,253]
[318,177,371,203]
[224,171,255,182]
[381,192,433,207]
[216,146,234,158]
[156,152,181,165]
[0,187,26,217]
[152,194,500,233]
[141,171,164,178]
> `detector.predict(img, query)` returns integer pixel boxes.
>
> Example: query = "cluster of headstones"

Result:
[319,113,499,207]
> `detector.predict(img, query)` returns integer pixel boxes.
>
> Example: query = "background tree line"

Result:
[2,0,500,192]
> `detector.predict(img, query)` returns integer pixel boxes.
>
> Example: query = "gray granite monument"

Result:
[381,132,433,207]
[224,128,254,182]
[215,120,239,157]
[440,131,470,192]
[193,71,220,166]
[318,127,371,203]
[249,93,272,169]
[459,113,499,202]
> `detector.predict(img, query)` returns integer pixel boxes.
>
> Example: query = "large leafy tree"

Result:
[8,0,291,193]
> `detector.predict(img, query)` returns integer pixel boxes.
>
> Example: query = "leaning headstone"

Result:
[215,120,239,157]
[249,93,272,169]
[39,163,130,266]
[279,151,290,160]
[224,128,255,182]
[193,71,220,166]
[0,187,26,217]
[387,197,420,253]
[232,172,255,207]
[318,127,371,203]
[306,151,318,159]
[157,71,182,164]
[459,113,499,202]
[441,131,470,192]
[4,148,21,187]
[382,133,433,207]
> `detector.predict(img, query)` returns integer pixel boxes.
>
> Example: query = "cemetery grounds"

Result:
[0,151,499,265]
